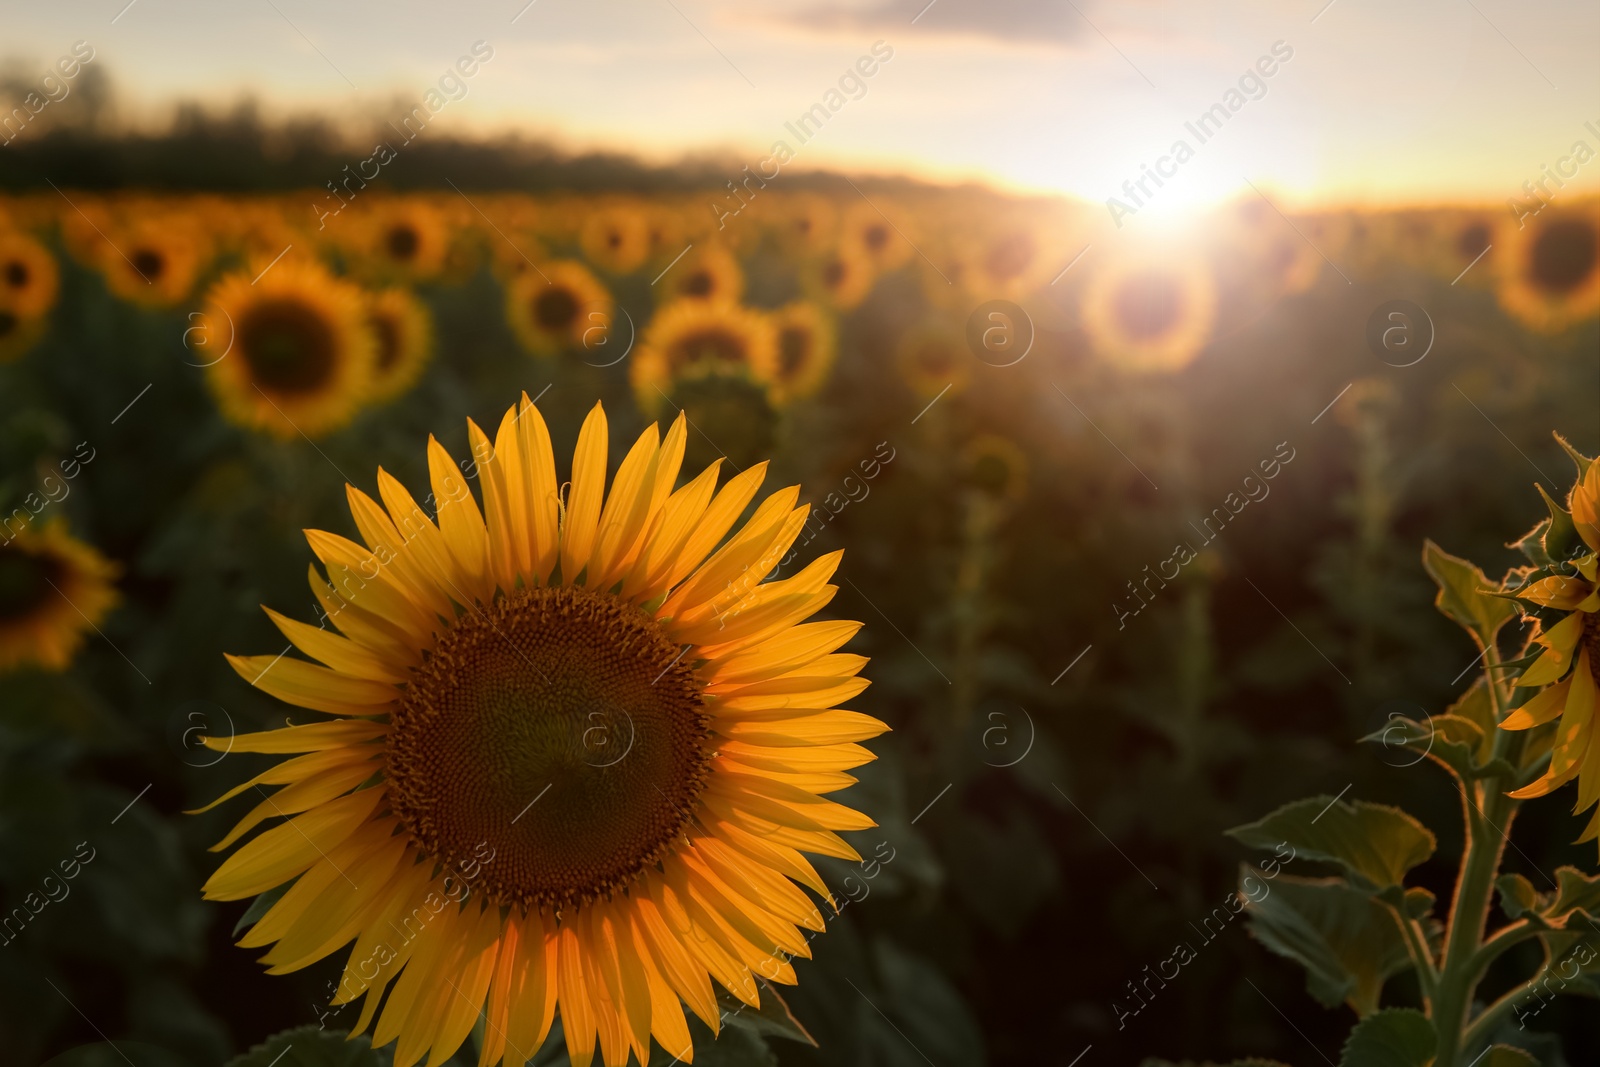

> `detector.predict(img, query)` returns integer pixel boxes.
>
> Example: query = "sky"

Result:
[4,0,1599,212]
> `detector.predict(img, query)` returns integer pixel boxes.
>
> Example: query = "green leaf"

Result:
[1240,873,1415,1016]
[233,883,292,938]
[718,984,817,1046]
[223,1027,387,1067]
[1338,1008,1435,1067]
[1361,711,1515,782]
[1553,431,1595,477]
[1546,866,1600,927]
[1496,873,1539,920]
[1226,797,1436,892]
[1422,539,1518,646]
[1536,483,1582,563]
[1479,1046,1540,1067]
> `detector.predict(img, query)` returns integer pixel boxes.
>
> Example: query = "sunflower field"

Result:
[2,161,1599,1067]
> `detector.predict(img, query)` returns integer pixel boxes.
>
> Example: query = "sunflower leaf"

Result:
[718,983,817,1046]
[232,883,291,938]
[1422,540,1519,647]
[1337,1008,1435,1067]
[222,1026,387,1067]
[1496,873,1540,920]
[1536,483,1582,563]
[1226,797,1435,892]
[1478,1045,1541,1067]
[1239,873,1415,1017]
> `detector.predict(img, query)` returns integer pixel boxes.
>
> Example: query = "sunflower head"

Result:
[768,301,837,405]
[197,396,882,1067]
[0,229,60,319]
[0,521,119,673]
[100,214,209,307]
[362,200,452,281]
[804,243,876,310]
[1496,437,1600,853]
[203,257,376,439]
[1080,252,1218,373]
[631,299,778,412]
[664,244,744,305]
[581,202,652,275]
[896,325,970,400]
[505,261,614,358]
[1497,206,1600,332]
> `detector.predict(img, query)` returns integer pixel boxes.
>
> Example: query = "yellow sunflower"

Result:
[1496,207,1600,332]
[196,395,882,1067]
[768,302,837,404]
[896,326,970,401]
[840,199,914,273]
[662,244,744,306]
[0,305,48,363]
[362,200,452,282]
[0,521,119,673]
[581,202,652,275]
[1501,452,1600,851]
[505,261,614,358]
[366,288,435,405]
[631,299,777,413]
[771,195,837,255]
[0,229,60,319]
[1080,252,1217,373]
[203,259,375,439]
[802,244,876,311]
[99,216,209,307]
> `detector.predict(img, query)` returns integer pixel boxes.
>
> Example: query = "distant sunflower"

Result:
[581,202,652,275]
[204,259,375,439]
[840,200,914,272]
[896,326,970,400]
[768,302,837,404]
[0,521,119,673]
[631,299,777,412]
[100,217,208,307]
[960,434,1029,504]
[772,195,836,255]
[366,288,435,404]
[1500,451,1600,853]
[1497,208,1600,332]
[0,306,48,363]
[364,200,451,281]
[803,244,876,311]
[663,244,744,306]
[197,395,882,1067]
[1080,254,1217,373]
[0,229,60,319]
[505,261,613,358]
[970,225,1051,300]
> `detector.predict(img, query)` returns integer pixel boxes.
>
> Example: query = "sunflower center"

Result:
[386,225,420,261]
[0,311,17,338]
[669,326,747,370]
[1114,274,1183,340]
[132,249,166,281]
[823,259,847,287]
[237,298,339,395]
[1530,220,1596,293]
[1585,612,1600,686]
[388,585,710,910]
[0,548,60,623]
[534,287,579,330]
[683,270,713,296]
[4,261,28,288]
[863,224,889,251]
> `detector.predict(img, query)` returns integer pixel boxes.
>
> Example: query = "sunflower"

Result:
[1080,252,1217,373]
[662,244,744,306]
[771,195,836,255]
[802,244,876,311]
[631,299,777,413]
[196,395,882,1067]
[768,302,837,404]
[581,202,653,275]
[896,326,970,401]
[0,305,48,363]
[0,521,119,673]
[968,224,1053,300]
[99,216,209,307]
[366,288,435,404]
[0,229,60,319]
[362,200,452,282]
[840,199,914,273]
[203,259,376,439]
[505,261,614,359]
[960,434,1029,504]
[1496,207,1600,332]
[1500,451,1600,853]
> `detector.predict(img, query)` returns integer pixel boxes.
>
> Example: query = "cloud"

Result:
[770,0,1087,47]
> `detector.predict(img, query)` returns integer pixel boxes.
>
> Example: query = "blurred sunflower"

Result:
[581,202,652,275]
[631,299,777,412]
[960,433,1029,504]
[0,229,60,319]
[1501,452,1600,852]
[663,244,744,305]
[969,225,1051,300]
[840,199,914,273]
[803,244,876,311]
[768,302,837,404]
[1497,207,1600,332]
[197,395,881,1067]
[896,326,970,400]
[99,216,209,307]
[1081,253,1217,373]
[362,200,452,281]
[505,261,613,358]
[366,288,435,404]
[0,305,48,363]
[772,195,836,255]
[203,259,375,439]
[0,521,119,673]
